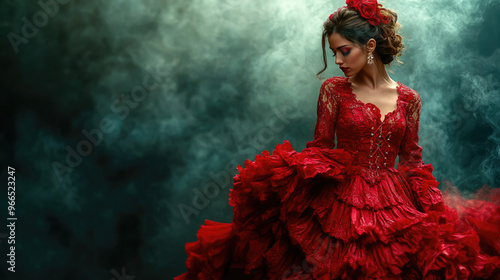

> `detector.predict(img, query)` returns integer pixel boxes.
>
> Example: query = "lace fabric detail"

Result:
[396,86,425,170]
[307,76,422,185]
[305,81,339,150]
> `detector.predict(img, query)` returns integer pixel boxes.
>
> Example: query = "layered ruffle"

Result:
[228,140,354,279]
[176,140,500,279]
[396,163,500,279]
[397,163,444,213]
[174,221,236,280]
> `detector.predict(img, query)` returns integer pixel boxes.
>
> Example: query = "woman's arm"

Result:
[397,89,442,212]
[306,80,339,149]
[397,90,424,169]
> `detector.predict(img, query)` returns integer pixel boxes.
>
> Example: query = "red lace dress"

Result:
[174,76,500,280]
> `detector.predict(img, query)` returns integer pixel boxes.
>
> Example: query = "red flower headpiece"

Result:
[329,0,390,26]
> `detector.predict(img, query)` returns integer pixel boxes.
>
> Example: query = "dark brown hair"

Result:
[317,6,404,78]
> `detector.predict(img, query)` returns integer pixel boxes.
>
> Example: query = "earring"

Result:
[367,52,374,66]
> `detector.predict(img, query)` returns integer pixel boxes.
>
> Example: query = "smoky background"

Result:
[0,0,499,279]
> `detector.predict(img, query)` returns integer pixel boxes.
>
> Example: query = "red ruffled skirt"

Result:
[175,141,500,280]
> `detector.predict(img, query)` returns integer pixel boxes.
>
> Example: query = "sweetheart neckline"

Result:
[344,76,404,124]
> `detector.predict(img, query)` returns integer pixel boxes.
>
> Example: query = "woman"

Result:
[175,1,500,279]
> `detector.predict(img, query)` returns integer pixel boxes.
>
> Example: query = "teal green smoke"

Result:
[0,0,498,278]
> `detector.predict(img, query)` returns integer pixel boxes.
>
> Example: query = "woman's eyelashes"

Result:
[332,50,351,57]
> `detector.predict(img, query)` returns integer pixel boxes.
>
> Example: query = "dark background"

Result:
[0,0,499,279]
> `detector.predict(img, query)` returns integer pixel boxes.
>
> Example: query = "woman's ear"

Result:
[366,38,377,53]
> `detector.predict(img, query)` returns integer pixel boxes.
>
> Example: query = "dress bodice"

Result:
[306,76,424,184]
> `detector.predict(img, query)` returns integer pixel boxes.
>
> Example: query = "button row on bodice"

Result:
[368,123,391,170]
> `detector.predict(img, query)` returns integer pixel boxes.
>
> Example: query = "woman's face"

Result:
[328,32,368,77]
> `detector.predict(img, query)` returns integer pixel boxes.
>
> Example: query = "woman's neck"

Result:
[348,58,397,90]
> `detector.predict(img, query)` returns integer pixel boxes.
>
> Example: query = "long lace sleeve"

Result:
[306,81,338,149]
[397,91,424,170]
[397,90,443,212]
